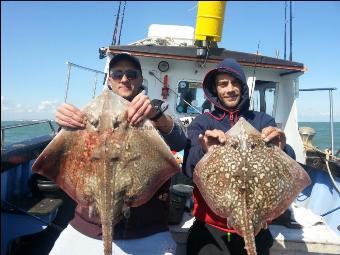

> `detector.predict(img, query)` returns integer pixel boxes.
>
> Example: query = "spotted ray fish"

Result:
[32,89,181,255]
[193,117,311,255]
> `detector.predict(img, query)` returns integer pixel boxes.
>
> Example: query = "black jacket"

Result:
[183,58,295,178]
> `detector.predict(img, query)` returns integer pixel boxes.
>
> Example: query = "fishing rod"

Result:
[249,41,261,109]
[148,71,202,114]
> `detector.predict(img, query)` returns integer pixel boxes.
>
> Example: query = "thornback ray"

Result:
[193,117,311,255]
[32,89,181,255]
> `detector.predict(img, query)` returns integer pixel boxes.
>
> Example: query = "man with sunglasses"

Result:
[51,53,187,255]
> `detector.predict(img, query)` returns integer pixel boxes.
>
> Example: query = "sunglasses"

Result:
[110,69,140,80]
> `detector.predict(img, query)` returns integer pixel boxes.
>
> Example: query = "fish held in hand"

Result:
[194,117,311,255]
[32,90,181,255]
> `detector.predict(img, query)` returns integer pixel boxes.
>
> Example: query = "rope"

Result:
[325,149,340,194]
[304,143,339,161]
[304,144,340,194]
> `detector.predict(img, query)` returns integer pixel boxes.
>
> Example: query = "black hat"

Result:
[109,53,142,73]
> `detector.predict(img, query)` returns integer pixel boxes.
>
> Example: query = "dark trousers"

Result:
[186,220,273,255]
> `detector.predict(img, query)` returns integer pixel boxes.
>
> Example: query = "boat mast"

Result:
[284,1,287,60]
[117,1,126,45]
[289,0,293,61]
[111,1,121,46]
[111,1,126,46]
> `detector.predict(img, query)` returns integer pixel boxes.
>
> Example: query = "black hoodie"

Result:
[182,58,295,232]
[202,57,250,119]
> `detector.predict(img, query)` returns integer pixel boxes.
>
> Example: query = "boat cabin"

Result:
[101,27,307,163]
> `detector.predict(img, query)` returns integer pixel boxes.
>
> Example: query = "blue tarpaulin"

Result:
[295,165,340,236]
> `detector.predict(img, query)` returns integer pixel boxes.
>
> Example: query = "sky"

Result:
[1,1,340,122]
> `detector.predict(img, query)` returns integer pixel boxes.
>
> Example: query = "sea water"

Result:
[1,121,339,152]
[1,120,59,146]
[299,122,340,153]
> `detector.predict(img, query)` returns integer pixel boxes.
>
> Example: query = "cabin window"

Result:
[176,80,209,114]
[251,81,277,117]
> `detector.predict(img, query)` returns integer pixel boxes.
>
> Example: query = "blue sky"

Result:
[1,1,340,121]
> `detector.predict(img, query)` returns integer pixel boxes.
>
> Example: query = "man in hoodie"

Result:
[183,58,295,255]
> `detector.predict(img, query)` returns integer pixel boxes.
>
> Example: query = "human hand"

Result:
[55,103,86,129]
[261,126,286,150]
[199,129,227,153]
[127,91,157,126]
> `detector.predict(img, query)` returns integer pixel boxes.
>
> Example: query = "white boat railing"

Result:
[299,87,337,155]
[64,61,105,103]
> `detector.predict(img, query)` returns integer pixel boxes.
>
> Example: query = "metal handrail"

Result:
[299,87,337,155]
[1,120,56,150]
[64,62,105,103]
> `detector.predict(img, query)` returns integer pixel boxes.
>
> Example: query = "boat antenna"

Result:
[289,0,293,61]
[111,1,122,45]
[117,1,126,45]
[284,1,287,60]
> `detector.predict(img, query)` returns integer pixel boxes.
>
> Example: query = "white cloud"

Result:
[36,100,59,112]
[1,97,61,120]
[1,96,10,110]
[298,107,340,122]
[1,98,30,113]
[14,103,26,112]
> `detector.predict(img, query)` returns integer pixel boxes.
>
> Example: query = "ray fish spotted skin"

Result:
[194,117,311,255]
[32,89,181,255]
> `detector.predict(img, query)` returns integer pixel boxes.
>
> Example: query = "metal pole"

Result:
[249,41,260,109]
[112,1,122,45]
[64,62,72,103]
[67,62,105,74]
[299,87,337,155]
[118,1,126,45]
[289,0,293,61]
[329,90,334,155]
[284,1,287,60]
[64,62,104,102]
[1,129,4,150]
[93,73,98,99]
[48,120,56,134]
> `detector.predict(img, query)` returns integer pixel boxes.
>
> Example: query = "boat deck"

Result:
[170,212,340,255]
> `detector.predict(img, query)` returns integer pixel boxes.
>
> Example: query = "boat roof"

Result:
[105,45,306,73]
